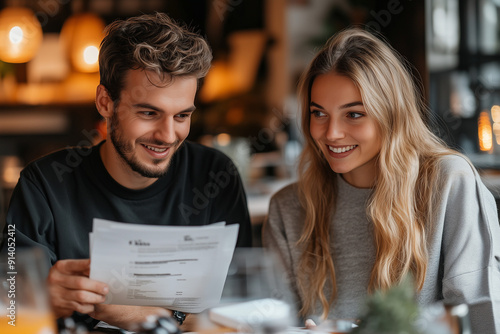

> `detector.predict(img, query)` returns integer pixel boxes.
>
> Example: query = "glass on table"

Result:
[0,247,57,334]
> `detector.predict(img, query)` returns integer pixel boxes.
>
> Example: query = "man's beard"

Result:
[109,111,178,178]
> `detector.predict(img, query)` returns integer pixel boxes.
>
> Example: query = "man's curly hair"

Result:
[98,12,212,101]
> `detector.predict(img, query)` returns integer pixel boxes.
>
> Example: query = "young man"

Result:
[3,13,251,330]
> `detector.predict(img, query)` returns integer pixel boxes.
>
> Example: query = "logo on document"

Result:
[128,239,151,246]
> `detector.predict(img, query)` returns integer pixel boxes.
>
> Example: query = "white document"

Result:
[89,218,239,313]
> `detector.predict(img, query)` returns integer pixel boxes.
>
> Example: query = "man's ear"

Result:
[95,84,114,119]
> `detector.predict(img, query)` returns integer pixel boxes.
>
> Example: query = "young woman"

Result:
[263,28,500,333]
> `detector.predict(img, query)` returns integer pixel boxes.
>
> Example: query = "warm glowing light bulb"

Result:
[491,105,500,123]
[83,45,99,65]
[9,26,23,44]
[493,123,500,145]
[491,105,500,146]
[60,13,104,72]
[216,133,231,146]
[0,8,43,63]
[478,111,493,152]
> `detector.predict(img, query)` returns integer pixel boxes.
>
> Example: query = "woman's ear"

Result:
[95,85,114,119]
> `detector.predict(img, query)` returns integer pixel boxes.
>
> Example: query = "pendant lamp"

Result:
[0,7,43,63]
[60,13,105,73]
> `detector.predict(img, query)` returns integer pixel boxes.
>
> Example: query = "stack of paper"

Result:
[89,218,239,313]
[209,298,292,331]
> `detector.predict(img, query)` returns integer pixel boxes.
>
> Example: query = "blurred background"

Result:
[0,0,499,243]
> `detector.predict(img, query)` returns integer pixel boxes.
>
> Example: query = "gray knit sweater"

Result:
[263,155,500,333]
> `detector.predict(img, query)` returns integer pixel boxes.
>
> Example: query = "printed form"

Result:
[89,218,239,313]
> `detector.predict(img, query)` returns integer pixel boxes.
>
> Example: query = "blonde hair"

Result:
[296,28,458,318]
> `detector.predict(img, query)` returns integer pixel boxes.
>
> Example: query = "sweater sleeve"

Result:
[262,185,302,311]
[439,156,500,333]
[2,169,58,266]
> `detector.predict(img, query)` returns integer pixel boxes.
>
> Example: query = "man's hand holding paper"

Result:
[47,259,109,318]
